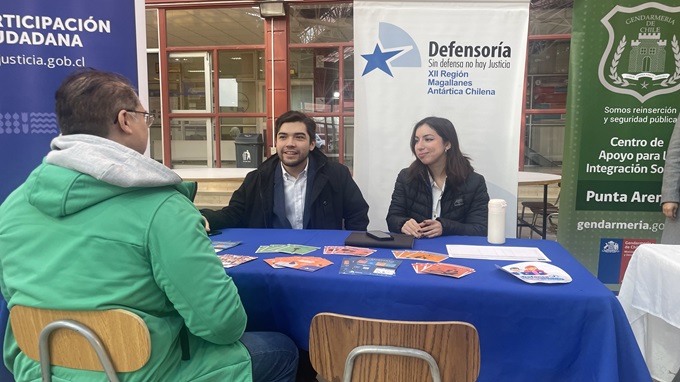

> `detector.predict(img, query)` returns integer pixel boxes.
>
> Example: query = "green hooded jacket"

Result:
[0,135,251,381]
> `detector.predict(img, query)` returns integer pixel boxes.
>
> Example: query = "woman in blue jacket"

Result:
[387,116,489,238]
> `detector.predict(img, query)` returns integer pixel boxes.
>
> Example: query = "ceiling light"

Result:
[259,1,286,17]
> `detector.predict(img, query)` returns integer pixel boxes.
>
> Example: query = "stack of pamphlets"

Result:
[264,256,333,272]
[217,254,257,268]
[255,244,320,255]
[392,250,448,262]
[411,263,475,278]
[323,246,376,256]
[212,241,242,253]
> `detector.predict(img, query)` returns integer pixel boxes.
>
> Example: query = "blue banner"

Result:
[0,1,140,202]
[0,2,142,380]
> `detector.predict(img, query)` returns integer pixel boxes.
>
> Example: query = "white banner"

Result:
[354,0,529,236]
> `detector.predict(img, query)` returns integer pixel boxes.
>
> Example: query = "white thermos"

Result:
[487,199,507,244]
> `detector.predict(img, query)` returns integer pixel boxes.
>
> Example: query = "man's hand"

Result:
[663,202,679,219]
[419,219,443,238]
[203,215,211,232]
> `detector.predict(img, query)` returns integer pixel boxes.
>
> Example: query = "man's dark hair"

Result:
[55,68,139,137]
[274,110,316,143]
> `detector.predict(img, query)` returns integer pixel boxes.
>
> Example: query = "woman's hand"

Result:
[401,218,422,238]
[419,219,443,238]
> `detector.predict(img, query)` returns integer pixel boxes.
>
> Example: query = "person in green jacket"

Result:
[0,69,298,382]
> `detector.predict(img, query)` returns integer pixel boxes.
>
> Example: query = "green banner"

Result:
[561,1,680,286]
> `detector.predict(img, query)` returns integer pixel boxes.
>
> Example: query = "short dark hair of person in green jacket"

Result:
[0,68,298,382]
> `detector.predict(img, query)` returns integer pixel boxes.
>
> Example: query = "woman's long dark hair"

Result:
[407,116,473,188]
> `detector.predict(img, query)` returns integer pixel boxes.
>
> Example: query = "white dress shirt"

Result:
[281,161,309,229]
[429,172,446,219]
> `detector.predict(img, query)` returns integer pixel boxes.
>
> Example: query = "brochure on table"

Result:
[264,256,333,272]
[217,254,256,268]
[339,258,402,277]
[212,241,242,252]
[255,244,320,255]
[412,262,475,278]
[497,262,572,284]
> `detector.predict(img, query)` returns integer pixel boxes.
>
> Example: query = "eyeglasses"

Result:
[114,110,155,128]
[125,110,155,128]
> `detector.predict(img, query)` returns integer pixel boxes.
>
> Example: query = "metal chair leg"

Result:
[39,320,120,382]
[342,345,441,382]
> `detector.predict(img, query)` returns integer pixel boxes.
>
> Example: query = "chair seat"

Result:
[528,205,559,215]
[528,205,559,237]
[518,202,559,239]
[518,184,560,239]
[521,201,556,210]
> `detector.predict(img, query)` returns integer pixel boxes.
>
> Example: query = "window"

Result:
[166,8,264,46]
[150,6,266,168]
[289,4,353,164]
[522,0,573,172]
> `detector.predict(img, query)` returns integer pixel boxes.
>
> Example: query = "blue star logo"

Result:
[361,44,402,77]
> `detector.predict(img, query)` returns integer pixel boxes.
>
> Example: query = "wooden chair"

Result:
[518,185,560,238]
[10,305,151,382]
[547,211,559,234]
[309,313,480,382]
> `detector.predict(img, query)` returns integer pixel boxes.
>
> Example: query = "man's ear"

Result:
[114,109,134,134]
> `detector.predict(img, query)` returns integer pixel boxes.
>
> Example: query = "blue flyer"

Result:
[339,257,402,277]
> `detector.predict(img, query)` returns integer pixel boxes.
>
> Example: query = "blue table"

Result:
[215,228,650,382]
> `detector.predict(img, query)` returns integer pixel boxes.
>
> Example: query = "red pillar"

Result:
[264,16,290,156]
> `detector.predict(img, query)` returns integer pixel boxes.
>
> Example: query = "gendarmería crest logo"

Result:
[599,3,680,103]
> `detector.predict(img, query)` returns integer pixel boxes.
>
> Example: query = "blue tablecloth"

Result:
[215,228,650,382]
[0,229,649,382]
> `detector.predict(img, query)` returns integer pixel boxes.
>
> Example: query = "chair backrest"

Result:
[10,305,151,373]
[309,312,480,382]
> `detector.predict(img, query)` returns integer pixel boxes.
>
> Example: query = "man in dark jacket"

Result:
[201,110,369,232]
[202,110,368,382]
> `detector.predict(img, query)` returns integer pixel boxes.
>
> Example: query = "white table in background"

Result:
[172,167,254,180]
[172,168,255,209]
[619,244,680,382]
